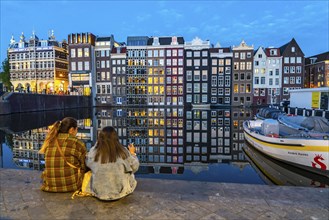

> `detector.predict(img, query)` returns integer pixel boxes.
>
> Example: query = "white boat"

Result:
[243,119,329,177]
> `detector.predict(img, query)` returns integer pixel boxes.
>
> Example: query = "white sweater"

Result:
[85,146,139,200]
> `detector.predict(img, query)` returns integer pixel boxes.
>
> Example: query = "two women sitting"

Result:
[40,117,139,200]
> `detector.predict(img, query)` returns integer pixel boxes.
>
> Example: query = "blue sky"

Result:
[1,0,328,62]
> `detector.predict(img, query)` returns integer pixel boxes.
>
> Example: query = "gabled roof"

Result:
[111,47,127,54]
[254,46,265,55]
[209,47,231,53]
[305,51,329,64]
[279,41,289,54]
[279,38,304,56]
[265,48,281,57]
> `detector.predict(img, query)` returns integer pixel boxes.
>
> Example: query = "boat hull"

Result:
[243,121,329,177]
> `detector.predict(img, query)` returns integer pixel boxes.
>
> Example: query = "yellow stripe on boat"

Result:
[243,148,284,185]
[244,132,329,152]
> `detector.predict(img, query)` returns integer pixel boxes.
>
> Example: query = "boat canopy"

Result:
[300,116,329,133]
[279,115,329,133]
[257,107,284,119]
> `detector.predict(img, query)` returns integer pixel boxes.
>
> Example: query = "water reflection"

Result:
[0,108,91,170]
[92,107,254,167]
[244,142,329,187]
[0,107,326,187]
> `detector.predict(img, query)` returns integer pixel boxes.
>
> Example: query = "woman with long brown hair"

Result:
[39,117,87,192]
[85,126,139,200]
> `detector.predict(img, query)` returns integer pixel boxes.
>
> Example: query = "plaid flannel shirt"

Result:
[41,133,87,192]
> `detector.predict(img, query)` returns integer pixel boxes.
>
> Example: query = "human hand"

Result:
[128,143,136,155]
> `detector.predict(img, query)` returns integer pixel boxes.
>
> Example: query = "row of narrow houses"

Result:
[7,31,329,107]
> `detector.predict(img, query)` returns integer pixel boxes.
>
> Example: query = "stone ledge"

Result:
[1,168,328,219]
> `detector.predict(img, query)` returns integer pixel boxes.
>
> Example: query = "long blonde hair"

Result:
[94,126,129,163]
[39,117,78,154]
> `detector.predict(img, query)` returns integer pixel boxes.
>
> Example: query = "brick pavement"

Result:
[0,168,328,220]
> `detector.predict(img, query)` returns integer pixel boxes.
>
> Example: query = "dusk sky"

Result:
[1,0,328,62]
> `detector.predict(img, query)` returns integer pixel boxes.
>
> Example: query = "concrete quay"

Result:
[1,168,328,220]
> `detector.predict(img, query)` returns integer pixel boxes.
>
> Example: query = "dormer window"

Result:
[41,41,47,47]
[152,37,159,46]
[171,36,178,45]
[310,58,317,64]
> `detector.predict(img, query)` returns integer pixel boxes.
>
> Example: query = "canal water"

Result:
[0,107,327,187]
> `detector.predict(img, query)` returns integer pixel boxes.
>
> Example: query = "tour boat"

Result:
[243,119,329,177]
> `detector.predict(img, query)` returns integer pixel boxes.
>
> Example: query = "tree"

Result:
[0,58,12,90]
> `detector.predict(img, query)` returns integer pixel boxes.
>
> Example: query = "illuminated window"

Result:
[240,62,245,70]
[84,48,89,57]
[77,48,83,57]
[246,62,252,70]
[234,84,238,93]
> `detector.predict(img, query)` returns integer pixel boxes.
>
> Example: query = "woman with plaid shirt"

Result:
[39,117,87,192]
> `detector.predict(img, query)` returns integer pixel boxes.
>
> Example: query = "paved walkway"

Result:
[0,168,328,220]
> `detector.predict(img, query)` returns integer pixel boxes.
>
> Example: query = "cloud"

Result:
[211,15,221,22]
[136,14,152,22]
[193,5,208,14]
[156,1,166,8]
[283,11,297,18]
[304,2,328,17]
[158,8,183,20]
[203,24,221,33]
[262,12,273,20]
[185,27,199,34]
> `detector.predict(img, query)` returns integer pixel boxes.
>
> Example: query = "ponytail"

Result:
[38,121,61,154]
